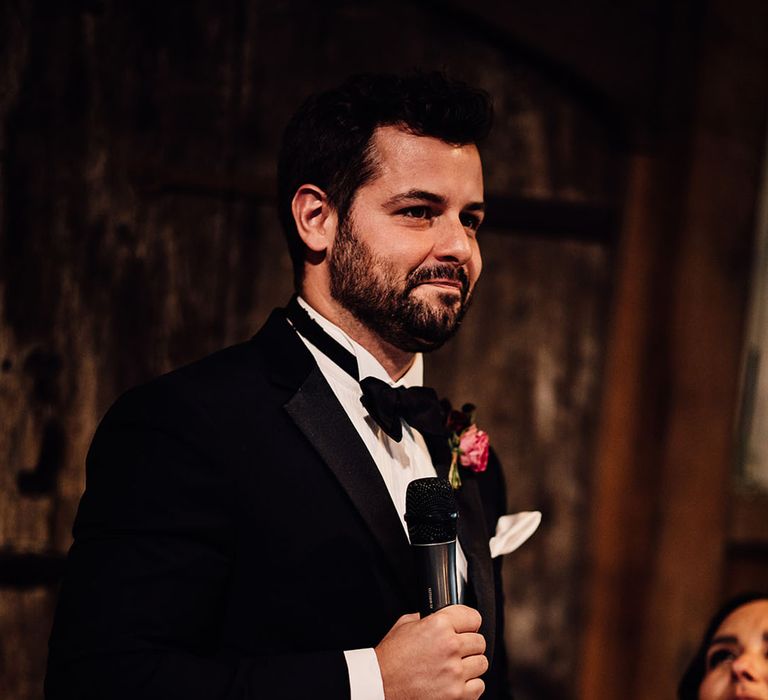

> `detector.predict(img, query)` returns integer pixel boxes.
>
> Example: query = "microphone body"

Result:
[412,539,458,616]
[405,477,459,617]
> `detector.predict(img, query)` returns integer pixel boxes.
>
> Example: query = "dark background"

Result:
[2,1,768,698]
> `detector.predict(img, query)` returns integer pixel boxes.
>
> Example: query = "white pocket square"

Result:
[489,511,542,558]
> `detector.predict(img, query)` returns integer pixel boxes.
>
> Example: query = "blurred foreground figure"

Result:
[678,592,768,700]
[45,72,515,699]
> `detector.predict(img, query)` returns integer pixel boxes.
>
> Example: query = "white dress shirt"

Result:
[292,297,468,700]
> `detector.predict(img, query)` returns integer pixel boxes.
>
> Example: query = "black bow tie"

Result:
[285,297,445,442]
[359,377,444,442]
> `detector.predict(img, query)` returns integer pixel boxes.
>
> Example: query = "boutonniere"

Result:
[444,402,490,490]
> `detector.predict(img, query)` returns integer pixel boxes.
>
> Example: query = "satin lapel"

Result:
[423,432,496,663]
[284,367,415,600]
[455,479,496,663]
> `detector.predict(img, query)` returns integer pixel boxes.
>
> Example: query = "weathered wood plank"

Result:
[0,2,621,699]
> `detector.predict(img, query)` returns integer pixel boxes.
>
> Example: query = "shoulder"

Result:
[104,307,312,428]
[83,339,277,510]
[103,339,262,428]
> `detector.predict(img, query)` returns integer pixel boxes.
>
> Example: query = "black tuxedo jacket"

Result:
[46,307,510,699]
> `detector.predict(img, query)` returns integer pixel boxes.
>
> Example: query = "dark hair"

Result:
[277,71,493,289]
[678,591,768,699]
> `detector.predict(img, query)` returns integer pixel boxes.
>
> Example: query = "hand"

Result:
[374,605,488,700]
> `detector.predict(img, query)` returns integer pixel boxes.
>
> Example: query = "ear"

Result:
[291,184,337,253]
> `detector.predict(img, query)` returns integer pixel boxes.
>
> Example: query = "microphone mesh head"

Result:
[405,477,458,544]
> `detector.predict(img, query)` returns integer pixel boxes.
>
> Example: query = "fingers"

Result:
[375,606,488,700]
[392,612,420,629]
[457,631,486,658]
[461,650,489,679]
[434,604,482,633]
[464,678,486,700]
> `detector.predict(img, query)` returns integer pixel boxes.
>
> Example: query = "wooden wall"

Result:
[1,1,767,699]
[579,2,768,697]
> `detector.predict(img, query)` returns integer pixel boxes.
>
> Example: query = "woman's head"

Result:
[679,592,768,700]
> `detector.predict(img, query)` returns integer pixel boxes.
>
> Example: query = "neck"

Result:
[299,285,415,381]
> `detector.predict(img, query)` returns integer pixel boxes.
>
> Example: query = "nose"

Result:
[434,215,473,265]
[731,652,759,682]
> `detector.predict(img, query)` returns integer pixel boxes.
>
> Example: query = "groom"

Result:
[46,72,510,699]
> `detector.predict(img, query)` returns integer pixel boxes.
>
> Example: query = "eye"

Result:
[707,648,736,669]
[400,206,433,220]
[460,213,482,231]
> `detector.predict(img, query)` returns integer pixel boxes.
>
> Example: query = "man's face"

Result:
[328,126,485,353]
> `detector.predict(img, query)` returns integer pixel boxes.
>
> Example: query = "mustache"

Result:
[405,265,470,297]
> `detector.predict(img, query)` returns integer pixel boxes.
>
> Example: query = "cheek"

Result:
[697,669,727,700]
[468,244,482,285]
[368,228,431,267]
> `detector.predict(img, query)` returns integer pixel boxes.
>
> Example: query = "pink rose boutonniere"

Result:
[446,402,490,490]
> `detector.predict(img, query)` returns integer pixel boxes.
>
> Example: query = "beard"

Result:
[328,216,474,352]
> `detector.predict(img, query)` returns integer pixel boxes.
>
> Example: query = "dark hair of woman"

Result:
[678,591,768,699]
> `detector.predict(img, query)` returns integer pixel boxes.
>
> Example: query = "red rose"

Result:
[459,425,489,473]
[446,408,471,434]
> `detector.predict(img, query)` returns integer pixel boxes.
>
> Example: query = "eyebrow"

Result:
[708,632,768,647]
[383,189,485,212]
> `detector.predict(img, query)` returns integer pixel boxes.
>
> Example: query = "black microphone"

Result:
[405,477,459,617]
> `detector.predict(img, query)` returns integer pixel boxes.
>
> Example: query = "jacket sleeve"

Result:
[45,380,350,700]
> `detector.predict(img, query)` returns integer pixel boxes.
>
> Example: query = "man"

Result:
[46,72,510,699]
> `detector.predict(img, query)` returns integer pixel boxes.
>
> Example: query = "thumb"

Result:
[392,612,420,629]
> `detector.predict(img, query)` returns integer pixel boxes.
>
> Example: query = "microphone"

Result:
[405,477,459,617]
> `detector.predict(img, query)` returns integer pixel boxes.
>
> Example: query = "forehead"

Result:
[367,125,484,197]
[715,600,768,638]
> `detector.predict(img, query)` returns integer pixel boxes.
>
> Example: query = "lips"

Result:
[419,279,463,290]
[407,265,470,297]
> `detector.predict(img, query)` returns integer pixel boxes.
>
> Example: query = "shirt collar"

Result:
[296,296,423,388]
